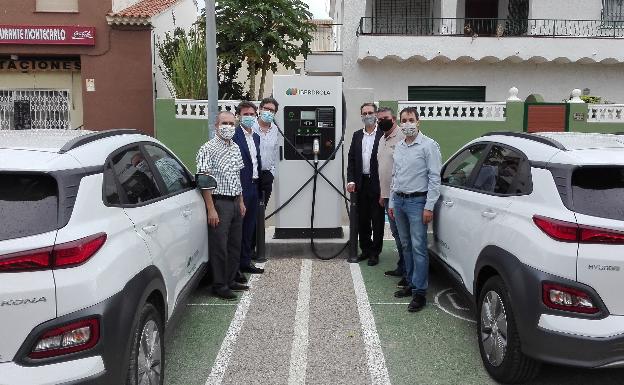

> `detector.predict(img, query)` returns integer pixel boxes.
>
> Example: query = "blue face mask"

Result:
[240,115,256,128]
[260,110,275,124]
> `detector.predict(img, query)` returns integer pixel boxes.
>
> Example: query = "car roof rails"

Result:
[59,129,142,154]
[482,131,567,151]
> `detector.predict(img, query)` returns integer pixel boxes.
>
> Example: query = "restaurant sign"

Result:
[0,25,96,46]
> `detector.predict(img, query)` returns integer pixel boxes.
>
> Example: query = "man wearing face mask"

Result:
[388,107,441,313]
[375,107,407,288]
[233,101,264,275]
[347,103,385,266]
[196,111,247,300]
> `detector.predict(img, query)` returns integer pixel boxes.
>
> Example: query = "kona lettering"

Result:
[0,297,47,306]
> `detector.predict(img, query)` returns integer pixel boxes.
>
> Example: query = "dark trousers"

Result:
[208,198,243,291]
[358,176,385,257]
[251,170,274,254]
[240,185,259,269]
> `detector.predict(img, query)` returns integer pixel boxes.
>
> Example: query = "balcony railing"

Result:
[358,17,624,38]
[310,23,342,52]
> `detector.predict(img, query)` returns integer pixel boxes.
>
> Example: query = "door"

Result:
[144,144,207,290]
[465,0,499,35]
[0,89,71,130]
[525,103,569,133]
[106,145,188,317]
[434,143,490,283]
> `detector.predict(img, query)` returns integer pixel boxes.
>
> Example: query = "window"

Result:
[36,0,78,12]
[107,146,162,205]
[603,0,624,24]
[473,145,532,195]
[0,173,58,241]
[408,86,486,102]
[572,167,624,221]
[442,143,488,188]
[144,145,192,195]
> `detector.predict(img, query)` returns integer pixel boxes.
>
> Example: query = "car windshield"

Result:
[0,173,58,241]
[572,166,624,221]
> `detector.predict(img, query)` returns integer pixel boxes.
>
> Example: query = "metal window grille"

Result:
[603,0,624,24]
[372,0,433,34]
[0,89,71,130]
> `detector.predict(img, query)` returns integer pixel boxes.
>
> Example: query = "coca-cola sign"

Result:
[0,25,96,46]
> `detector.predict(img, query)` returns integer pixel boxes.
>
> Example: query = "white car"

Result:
[431,132,624,383]
[0,129,210,385]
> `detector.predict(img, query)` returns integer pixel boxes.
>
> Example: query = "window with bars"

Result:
[0,90,71,130]
[372,0,434,34]
[603,0,624,25]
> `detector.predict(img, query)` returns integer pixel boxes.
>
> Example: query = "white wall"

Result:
[112,0,141,13]
[529,0,603,20]
[351,60,624,103]
[151,0,198,99]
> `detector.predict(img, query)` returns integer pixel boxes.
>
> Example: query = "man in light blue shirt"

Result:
[252,97,280,206]
[388,107,441,313]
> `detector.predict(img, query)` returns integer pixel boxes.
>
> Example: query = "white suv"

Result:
[0,129,209,385]
[431,132,624,383]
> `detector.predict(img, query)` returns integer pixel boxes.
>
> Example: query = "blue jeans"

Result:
[384,198,405,276]
[392,194,428,296]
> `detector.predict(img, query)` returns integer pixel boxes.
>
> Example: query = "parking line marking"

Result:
[187,303,239,306]
[447,292,470,311]
[434,288,476,324]
[205,262,266,385]
[287,259,313,385]
[370,302,410,305]
[350,263,391,385]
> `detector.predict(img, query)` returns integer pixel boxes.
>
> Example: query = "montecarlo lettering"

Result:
[0,297,47,306]
[588,264,621,271]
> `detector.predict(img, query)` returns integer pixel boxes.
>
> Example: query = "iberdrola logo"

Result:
[286,88,299,95]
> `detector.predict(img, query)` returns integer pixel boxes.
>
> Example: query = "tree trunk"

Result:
[248,60,257,99]
[258,55,270,100]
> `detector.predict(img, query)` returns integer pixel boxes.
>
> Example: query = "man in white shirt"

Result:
[252,97,280,206]
[346,103,385,266]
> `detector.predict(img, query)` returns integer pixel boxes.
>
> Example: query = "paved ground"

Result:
[165,241,624,385]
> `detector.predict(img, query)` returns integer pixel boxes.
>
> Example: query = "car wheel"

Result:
[477,276,540,384]
[127,303,164,385]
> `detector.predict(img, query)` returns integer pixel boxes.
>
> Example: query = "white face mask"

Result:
[135,160,149,173]
[401,122,418,137]
[362,115,376,127]
[219,124,235,140]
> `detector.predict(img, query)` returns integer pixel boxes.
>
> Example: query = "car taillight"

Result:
[29,318,100,359]
[533,216,624,245]
[542,283,599,314]
[0,233,106,272]
[0,247,53,272]
[53,233,107,268]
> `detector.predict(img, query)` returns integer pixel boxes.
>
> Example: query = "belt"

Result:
[396,191,427,198]
[362,174,371,178]
[212,194,238,201]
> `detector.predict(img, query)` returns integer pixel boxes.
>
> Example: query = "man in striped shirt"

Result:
[196,111,247,300]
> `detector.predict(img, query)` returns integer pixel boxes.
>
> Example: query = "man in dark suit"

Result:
[233,101,264,275]
[347,102,385,266]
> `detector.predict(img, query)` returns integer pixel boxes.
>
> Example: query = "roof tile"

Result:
[110,0,181,18]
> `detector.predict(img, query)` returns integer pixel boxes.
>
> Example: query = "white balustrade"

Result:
[398,101,507,121]
[588,104,624,123]
[175,99,260,119]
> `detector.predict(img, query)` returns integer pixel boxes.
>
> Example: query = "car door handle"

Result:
[482,210,497,219]
[182,209,192,218]
[142,224,158,234]
[443,200,454,207]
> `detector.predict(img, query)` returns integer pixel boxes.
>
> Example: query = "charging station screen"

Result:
[300,111,316,120]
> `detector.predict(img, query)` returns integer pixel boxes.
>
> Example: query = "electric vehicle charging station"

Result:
[271,75,346,242]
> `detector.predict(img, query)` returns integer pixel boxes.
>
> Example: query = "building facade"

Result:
[0,0,196,134]
[334,0,624,104]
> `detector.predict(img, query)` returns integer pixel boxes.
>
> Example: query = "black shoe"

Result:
[397,277,409,289]
[367,255,379,266]
[358,253,369,261]
[394,286,412,298]
[384,269,402,277]
[230,282,250,291]
[241,264,264,274]
[212,288,237,301]
[235,271,248,284]
[408,294,427,312]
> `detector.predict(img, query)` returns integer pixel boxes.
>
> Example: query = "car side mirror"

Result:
[195,173,217,191]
